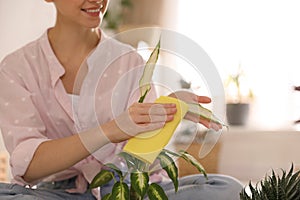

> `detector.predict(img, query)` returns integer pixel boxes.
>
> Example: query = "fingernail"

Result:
[168,115,174,120]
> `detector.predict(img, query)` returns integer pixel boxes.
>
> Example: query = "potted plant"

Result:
[102,0,133,31]
[294,86,300,124]
[224,65,254,126]
[89,40,227,200]
[240,164,300,200]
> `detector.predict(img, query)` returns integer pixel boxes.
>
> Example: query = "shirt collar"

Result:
[39,30,65,87]
[86,29,108,72]
[40,29,107,87]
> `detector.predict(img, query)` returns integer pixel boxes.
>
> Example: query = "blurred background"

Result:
[0,0,300,186]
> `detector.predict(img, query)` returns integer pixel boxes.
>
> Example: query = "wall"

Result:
[174,128,300,185]
[218,129,300,184]
[121,0,178,29]
[177,0,300,130]
[0,1,55,180]
[0,1,55,61]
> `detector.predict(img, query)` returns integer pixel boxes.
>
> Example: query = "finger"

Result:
[189,94,211,103]
[134,114,174,124]
[169,91,193,102]
[150,114,174,123]
[135,103,176,108]
[198,118,222,131]
[138,121,166,132]
[184,112,222,131]
[185,113,210,127]
[197,96,211,104]
[210,122,222,131]
[148,105,177,115]
[169,91,212,104]
[184,112,201,123]
[131,103,176,115]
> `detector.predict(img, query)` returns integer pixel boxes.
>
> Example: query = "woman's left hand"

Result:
[168,91,222,131]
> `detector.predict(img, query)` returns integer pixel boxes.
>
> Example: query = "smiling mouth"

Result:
[81,7,101,13]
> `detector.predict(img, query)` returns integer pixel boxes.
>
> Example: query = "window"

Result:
[177,0,300,130]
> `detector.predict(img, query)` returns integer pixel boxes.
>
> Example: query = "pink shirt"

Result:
[0,30,159,196]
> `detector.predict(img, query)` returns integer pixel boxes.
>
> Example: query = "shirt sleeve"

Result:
[0,64,49,185]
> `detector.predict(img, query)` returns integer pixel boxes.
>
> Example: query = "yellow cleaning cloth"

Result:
[123,96,188,164]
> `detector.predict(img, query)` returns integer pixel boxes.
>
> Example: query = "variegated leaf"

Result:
[158,151,178,192]
[118,152,136,170]
[111,181,130,200]
[130,184,141,200]
[119,152,146,171]
[89,169,114,189]
[162,149,181,157]
[138,39,160,103]
[188,103,228,128]
[130,171,149,198]
[105,163,123,180]
[147,183,168,200]
[179,150,207,178]
[102,193,111,200]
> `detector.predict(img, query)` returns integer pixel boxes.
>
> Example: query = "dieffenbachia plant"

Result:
[90,39,227,200]
[138,39,227,128]
[187,103,228,128]
[138,39,160,103]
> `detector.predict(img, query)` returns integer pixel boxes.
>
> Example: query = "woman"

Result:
[0,0,242,199]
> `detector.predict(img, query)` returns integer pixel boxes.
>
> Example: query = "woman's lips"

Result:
[81,7,101,17]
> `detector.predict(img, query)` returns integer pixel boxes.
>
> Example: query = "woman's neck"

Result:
[48,25,100,65]
[48,25,101,95]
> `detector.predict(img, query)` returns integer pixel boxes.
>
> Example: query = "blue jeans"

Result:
[0,176,95,200]
[101,174,243,200]
[0,174,243,199]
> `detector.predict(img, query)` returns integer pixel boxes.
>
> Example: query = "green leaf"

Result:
[147,183,168,200]
[138,39,160,103]
[102,193,112,200]
[119,151,147,171]
[131,156,147,171]
[121,0,133,7]
[187,103,228,128]
[240,164,300,200]
[162,149,181,157]
[89,169,114,189]
[138,88,150,103]
[111,181,130,200]
[130,184,141,200]
[118,152,136,170]
[158,151,179,192]
[179,150,207,179]
[130,171,149,198]
[105,163,123,180]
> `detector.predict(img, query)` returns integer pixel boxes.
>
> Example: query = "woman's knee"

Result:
[162,174,243,200]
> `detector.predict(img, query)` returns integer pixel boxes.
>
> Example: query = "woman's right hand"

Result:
[106,102,177,143]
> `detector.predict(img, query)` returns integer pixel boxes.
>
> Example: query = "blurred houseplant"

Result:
[224,65,254,126]
[294,86,300,124]
[240,164,300,200]
[102,0,133,31]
